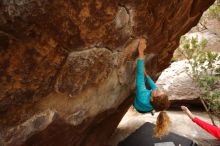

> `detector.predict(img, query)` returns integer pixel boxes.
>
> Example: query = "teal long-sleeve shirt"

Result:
[134,59,157,112]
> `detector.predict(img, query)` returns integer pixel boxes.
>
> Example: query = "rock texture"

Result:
[0,0,215,146]
[190,7,220,53]
[156,60,201,107]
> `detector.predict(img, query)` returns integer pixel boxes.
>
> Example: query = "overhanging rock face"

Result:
[0,0,215,146]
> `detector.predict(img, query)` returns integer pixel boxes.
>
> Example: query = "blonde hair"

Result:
[154,111,171,139]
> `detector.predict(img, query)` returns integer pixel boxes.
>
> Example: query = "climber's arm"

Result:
[136,39,147,92]
[136,59,147,91]
[145,76,157,90]
[144,68,157,90]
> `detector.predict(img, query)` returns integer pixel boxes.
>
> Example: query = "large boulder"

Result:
[0,0,215,146]
[156,60,201,107]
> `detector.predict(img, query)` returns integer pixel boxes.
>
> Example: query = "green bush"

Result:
[176,36,220,119]
[207,2,220,21]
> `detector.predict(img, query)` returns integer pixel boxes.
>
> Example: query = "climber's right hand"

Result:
[138,38,147,53]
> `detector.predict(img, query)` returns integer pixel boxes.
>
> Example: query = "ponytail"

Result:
[154,111,171,139]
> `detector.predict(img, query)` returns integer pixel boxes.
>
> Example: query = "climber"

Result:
[134,38,171,138]
[181,106,220,140]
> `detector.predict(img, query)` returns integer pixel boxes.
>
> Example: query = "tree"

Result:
[176,36,220,125]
